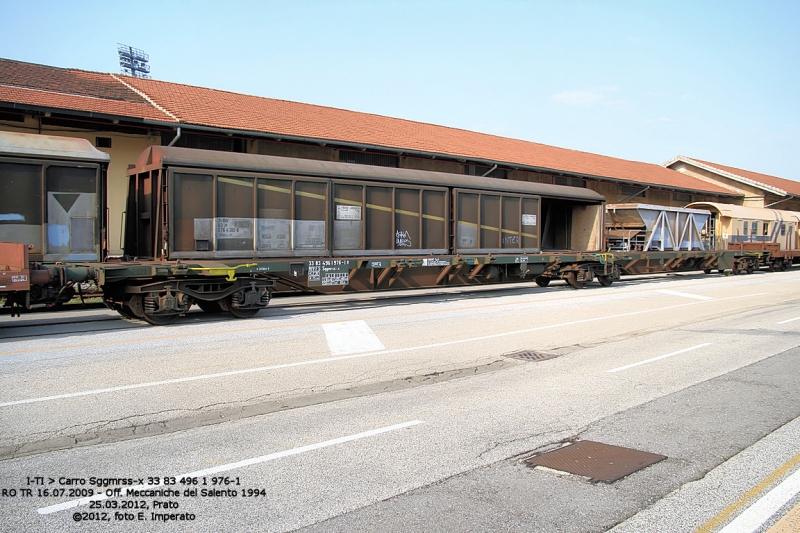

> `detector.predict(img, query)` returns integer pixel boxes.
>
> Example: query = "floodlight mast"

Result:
[117,43,151,78]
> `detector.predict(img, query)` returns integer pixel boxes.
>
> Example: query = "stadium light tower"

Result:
[117,44,151,78]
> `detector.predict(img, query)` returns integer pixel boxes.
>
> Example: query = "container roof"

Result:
[136,145,606,203]
[688,202,800,222]
[0,130,109,162]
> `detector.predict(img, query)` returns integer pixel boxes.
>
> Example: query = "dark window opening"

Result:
[162,131,246,153]
[95,137,112,148]
[339,150,399,168]
[40,115,148,135]
[673,192,692,203]
[621,185,646,198]
[554,176,587,188]
[0,111,25,122]
[464,164,508,179]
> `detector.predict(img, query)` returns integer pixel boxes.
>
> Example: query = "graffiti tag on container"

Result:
[395,230,412,247]
[503,235,520,245]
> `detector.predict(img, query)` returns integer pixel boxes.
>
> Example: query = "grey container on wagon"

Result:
[124,146,606,262]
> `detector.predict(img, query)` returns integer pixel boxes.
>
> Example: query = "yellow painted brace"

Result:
[187,263,259,281]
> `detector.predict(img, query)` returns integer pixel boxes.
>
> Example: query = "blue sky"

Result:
[2,0,798,180]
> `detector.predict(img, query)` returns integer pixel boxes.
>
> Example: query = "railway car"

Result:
[108,146,607,323]
[1,130,796,325]
[0,131,108,309]
[687,202,799,270]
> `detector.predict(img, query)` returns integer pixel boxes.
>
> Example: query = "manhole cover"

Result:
[503,350,560,362]
[524,440,667,483]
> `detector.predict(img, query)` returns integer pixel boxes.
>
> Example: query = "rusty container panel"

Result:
[257,177,292,252]
[521,197,539,250]
[169,171,328,259]
[216,176,254,252]
[456,189,540,254]
[0,242,30,293]
[422,190,447,250]
[0,162,43,255]
[365,186,393,250]
[332,180,448,256]
[173,172,213,254]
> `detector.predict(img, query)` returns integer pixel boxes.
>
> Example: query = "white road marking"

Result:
[37,419,423,514]
[606,343,712,373]
[777,316,800,325]
[0,293,767,407]
[718,467,800,533]
[655,289,714,301]
[322,320,385,355]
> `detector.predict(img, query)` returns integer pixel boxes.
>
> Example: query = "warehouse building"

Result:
[2,57,786,255]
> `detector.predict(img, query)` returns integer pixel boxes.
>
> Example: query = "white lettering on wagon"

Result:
[307,260,350,286]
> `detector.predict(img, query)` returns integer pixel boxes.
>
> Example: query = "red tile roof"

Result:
[0,58,738,196]
[120,76,736,195]
[0,59,175,122]
[680,157,800,197]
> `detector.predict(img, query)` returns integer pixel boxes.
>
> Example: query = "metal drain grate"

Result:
[503,350,560,362]
[524,440,667,483]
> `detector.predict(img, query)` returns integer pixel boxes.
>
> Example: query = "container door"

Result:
[44,165,98,261]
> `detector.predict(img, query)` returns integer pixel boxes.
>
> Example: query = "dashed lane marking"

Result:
[606,343,712,373]
[37,420,424,515]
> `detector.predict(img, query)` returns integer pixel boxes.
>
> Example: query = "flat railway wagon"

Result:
[111,145,610,323]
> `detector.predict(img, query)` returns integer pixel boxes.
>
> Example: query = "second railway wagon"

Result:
[108,146,607,323]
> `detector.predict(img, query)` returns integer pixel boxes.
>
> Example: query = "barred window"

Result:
[339,150,399,168]
[554,176,587,188]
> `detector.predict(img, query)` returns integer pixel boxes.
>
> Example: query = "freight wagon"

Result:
[0,131,795,324]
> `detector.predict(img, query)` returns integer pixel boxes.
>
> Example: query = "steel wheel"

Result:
[219,294,261,319]
[534,277,551,287]
[129,294,180,326]
[597,275,613,287]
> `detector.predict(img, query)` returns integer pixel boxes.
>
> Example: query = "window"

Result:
[673,192,692,203]
[743,221,748,234]
[163,132,245,152]
[751,222,758,235]
[781,223,786,236]
[95,137,112,148]
[339,150,399,168]
[465,164,508,179]
[763,222,769,236]
[0,111,25,122]
[621,185,646,198]
[554,176,587,188]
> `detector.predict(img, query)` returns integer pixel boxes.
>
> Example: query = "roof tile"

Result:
[687,157,800,196]
[0,59,174,122]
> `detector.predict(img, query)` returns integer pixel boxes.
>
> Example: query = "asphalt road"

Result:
[1,270,799,532]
